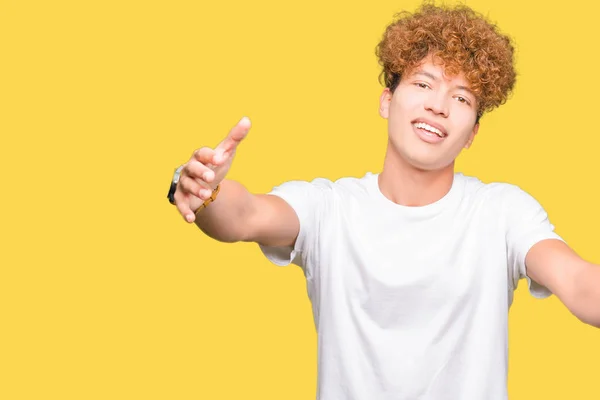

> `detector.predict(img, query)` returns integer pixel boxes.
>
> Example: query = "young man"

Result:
[167,3,599,399]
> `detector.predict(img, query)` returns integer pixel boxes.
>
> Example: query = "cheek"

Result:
[395,91,422,111]
[389,95,418,126]
[452,104,478,126]
[445,127,474,150]
[446,107,477,139]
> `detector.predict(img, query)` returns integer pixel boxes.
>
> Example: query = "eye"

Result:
[415,82,430,89]
[455,96,471,105]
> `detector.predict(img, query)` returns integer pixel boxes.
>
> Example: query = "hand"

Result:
[174,117,252,223]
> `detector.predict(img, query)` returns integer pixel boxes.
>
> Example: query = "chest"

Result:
[324,207,508,324]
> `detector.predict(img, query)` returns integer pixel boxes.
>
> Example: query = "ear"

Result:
[379,88,392,119]
[464,123,479,149]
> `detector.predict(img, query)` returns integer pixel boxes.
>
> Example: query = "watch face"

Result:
[173,166,183,184]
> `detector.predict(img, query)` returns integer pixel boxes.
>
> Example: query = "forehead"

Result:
[406,58,471,88]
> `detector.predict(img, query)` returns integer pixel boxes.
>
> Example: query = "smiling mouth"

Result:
[412,122,447,138]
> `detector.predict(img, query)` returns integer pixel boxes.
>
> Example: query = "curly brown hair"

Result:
[376,2,516,119]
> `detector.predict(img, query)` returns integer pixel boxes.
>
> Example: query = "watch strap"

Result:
[195,184,221,216]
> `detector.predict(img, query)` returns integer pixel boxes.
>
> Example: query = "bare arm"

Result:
[173,117,299,246]
[526,239,600,328]
[193,179,299,246]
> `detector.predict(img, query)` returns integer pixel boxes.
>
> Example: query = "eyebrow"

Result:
[415,71,439,81]
[414,71,475,96]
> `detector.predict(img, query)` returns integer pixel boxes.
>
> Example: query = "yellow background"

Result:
[2,0,599,398]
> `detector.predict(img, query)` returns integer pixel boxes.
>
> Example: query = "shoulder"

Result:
[268,176,336,196]
[265,174,374,216]
[459,173,536,205]
[270,172,374,196]
[458,174,548,225]
[333,172,375,192]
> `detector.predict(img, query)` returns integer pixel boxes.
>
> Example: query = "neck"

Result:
[378,142,455,207]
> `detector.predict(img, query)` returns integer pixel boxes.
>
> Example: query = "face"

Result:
[379,57,480,171]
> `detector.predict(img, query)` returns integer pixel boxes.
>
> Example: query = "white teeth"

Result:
[414,122,445,137]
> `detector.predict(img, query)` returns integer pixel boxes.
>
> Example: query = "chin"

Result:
[388,134,456,172]
[399,146,452,172]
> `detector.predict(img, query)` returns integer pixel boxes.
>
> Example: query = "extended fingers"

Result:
[193,147,216,165]
[218,117,251,153]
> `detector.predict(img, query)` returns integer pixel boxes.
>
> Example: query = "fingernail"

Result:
[239,116,250,126]
[186,214,193,223]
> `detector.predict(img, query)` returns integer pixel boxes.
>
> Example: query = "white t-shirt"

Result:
[259,172,564,400]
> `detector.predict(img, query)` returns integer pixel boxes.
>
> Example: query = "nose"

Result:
[424,91,449,117]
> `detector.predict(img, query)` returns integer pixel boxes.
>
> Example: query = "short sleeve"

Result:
[505,186,565,298]
[258,178,333,269]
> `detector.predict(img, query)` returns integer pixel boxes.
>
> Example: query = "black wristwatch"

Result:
[167,165,184,205]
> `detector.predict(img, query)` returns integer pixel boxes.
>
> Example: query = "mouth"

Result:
[412,121,447,144]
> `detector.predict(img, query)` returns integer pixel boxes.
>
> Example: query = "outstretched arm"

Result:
[173,117,300,247]
[526,239,600,328]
